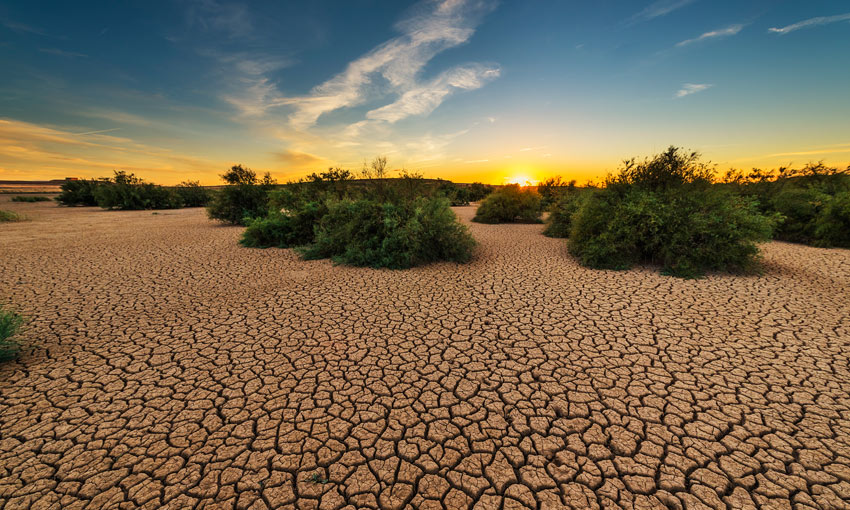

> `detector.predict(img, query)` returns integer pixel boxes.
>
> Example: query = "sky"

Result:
[1,0,849,185]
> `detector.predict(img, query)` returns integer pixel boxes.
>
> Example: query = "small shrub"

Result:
[56,178,104,206]
[11,196,51,202]
[175,181,211,207]
[543,189,591,238]
[302,197,475,269]
[473,184,542,224]
[206,165,276,225]
[0,210,24,222]
[0,306,24,362]
[814,191,850,248]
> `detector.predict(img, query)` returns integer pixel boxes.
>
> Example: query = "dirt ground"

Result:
[1,197,849,510]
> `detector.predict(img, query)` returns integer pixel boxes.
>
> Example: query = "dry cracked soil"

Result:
[1,197,849,510]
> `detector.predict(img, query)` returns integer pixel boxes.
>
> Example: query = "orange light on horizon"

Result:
[505,174,534,186]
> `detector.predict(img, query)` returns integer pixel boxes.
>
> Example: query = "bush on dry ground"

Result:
[206,165,277,225]
[11,196,51,202]
[721,162,850,248]
[241,158,476,269]
[472,184,542,224]
[568,146,779,278]
[0,306,24,362]
[0,210,24,222]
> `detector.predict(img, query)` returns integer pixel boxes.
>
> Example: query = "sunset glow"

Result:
[1,1,848,185]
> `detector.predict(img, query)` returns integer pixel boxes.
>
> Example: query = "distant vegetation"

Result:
[0,306,24,362]
[0,210,24,222]
[56,172,213,210]
[11,196,51,202]
[240,157,476,269]
[546,147,779,278]
[720,162,850,248]
[472,184,542,224]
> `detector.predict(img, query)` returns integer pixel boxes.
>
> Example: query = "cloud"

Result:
[768,13,850,35]
[284,0,497,129]
[1,19,51,37]
[675,83,712,97]
[0,118,225,183]
[676,24,744,46]
[39,48,89,58]
[185,0,252,39]
[628,0,696,24]
[365,64,499,123]
[273,149,327,168]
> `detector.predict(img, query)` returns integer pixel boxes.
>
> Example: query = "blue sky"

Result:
[1,0,849,184]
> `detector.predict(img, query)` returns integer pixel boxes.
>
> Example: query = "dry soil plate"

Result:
[1,198,849,509]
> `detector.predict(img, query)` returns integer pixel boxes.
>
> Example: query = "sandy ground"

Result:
[1,197,849,510]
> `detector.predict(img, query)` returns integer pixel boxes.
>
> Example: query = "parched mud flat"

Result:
[1,199,849,510]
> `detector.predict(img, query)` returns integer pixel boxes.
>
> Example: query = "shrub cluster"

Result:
[206,165,277,225]
[722,163,850,247]
[0,306,24,362]
[566,147,778,278]
[11,196,51,202]
[240,160,476,269]
[94,171,182,210]
[472,184,542,224]
[56,173,213,210]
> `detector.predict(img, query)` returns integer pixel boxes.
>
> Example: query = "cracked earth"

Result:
[1,197,849,510]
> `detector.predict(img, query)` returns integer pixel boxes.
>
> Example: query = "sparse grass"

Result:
[0,306,25,362]
[11,195,51,202]
[0,210,24,222]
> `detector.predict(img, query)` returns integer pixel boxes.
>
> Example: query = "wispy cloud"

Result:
[284,0,498,129]
[627,0,696,24]
[676,24,744,46]
[675,83,712,98]
[273,149,327,168]
[185,0,252,39]
[39,48,89,58]
[365,64,499,123]
[768,13,850,35]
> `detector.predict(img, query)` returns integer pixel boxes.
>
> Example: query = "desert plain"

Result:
[1,196,849,510]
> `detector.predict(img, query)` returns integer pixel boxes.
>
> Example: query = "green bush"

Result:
[0,306,24,362]
[467,182,493,202]
[472,184,542,224]
[542,189,591,238]
[770,188,825,244]
[56,178,104,206]
[175,181,211,207]
[537,176,576,209]
[0,210,24,222]
[814,191,850,248]
[206,165,276,225]
[11,196,51,202]
[240,202,325,249]
[94,172,183,210]
[567,147,778,278]
[301,197,475,269]
[436,180,471,206]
